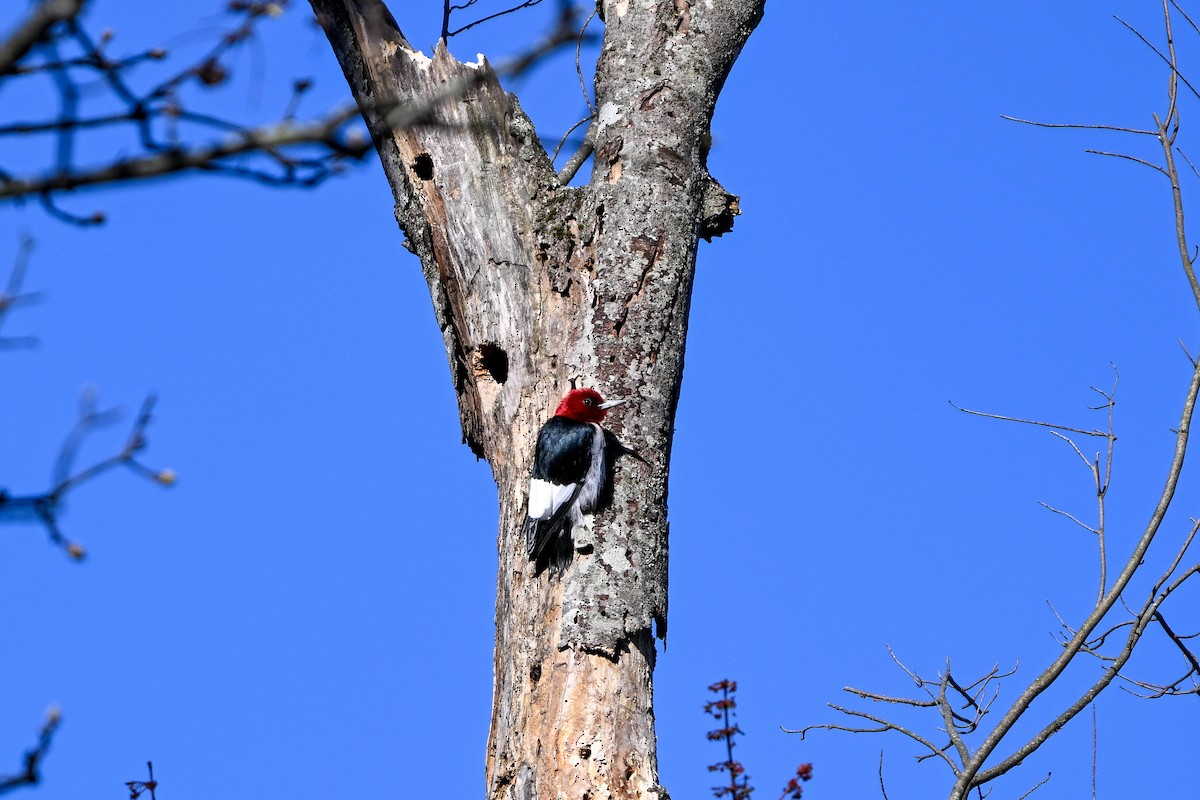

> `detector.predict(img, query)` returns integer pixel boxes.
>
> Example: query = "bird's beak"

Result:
[598,398,627,410]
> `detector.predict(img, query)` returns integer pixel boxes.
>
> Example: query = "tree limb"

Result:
[0,0,84,75]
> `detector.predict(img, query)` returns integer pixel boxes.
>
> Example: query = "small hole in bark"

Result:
[580,746,591,760]
[413,153,434,180]
[625,767,636,780]
[474,342,509,384]
[530,664,541,682]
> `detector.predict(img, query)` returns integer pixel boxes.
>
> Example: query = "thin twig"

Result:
[1113,14,1200,100]
[0,708,61,795]
[1084,149,1170,176]
[843,686,935,708]
[0,107,369,200]
[999,115,1156,135]
[556,118,595,184]
[1015,773,1052,800]
[1154,610,1200,678]
[447,0,545,38]
[789,704,961,775]
[575,4,596,114]
[1091,705,1097,800]
[1038,501,1099,535]
[948,401,1108,437]
[0,393,174,559]
[0,235,41,347]
[0,3,370,220]
[1181,338,1198,367]
[1176,147,1200,182]
[0,0,84,75]
[1047,430,1095,471]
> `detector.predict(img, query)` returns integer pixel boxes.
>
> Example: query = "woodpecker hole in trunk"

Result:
[529,664,541,682]
[579,746,591,760]
[472,342,509,384]
[412,153,434,180]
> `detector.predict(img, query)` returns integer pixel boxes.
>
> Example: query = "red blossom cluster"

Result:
[705,679,754,800]
[703,680,813,800]
[779,763,814,800]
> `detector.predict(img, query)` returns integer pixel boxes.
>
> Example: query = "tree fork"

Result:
[310,1,764,797]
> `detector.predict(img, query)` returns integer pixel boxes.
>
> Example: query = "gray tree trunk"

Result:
[310,2,764,797]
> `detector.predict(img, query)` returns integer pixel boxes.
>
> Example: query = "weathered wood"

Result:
[311,1,763,796]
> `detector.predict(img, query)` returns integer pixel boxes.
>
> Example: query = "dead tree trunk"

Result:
[311,1,764,797]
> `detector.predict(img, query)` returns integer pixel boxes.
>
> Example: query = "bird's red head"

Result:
[554,388,625,424]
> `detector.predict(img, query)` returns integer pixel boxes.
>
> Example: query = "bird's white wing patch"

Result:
[528,478,578,519]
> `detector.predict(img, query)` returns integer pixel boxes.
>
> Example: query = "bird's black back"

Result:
[525,417,596,575]
[531,416,596,484]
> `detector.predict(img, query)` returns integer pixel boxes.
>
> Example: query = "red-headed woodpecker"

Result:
[524,388,636,574]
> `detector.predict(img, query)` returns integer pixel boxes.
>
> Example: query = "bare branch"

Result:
[999,115,1157,136]
[1015,773,1052,800]
[978,557,1200,785]
[1095,369,1118,599]
[787,703,961,775]
[557,118,595,185]
[1091,705,1097,800]
[1176,147,1200,183]
[0,107,369,201]
[0,236,41,347]
[1084,149,1171,176]
[888,645,927,687]
[447,0,545,38]
[843,686,935,708]
[948,401,1109,437]
[0,3,377,220]
[830,6,1200,797]
[1045,601,1079,644]
[1046,430,1095,471]
[965,356,1200,789]
[1113,14,1200,101]
[0,708,61,795]
[0,393,174,559]
[1182,339,1199,367]
[0,0,83,75]
[1115,665,1199,698]
[959,661,1019,693]
[575,5,598,112]
[938,668,971,765]
[1037,501,1099,534]
[492,3,595,78]
[1149,517,1200,600]
[1153,610,1200,687]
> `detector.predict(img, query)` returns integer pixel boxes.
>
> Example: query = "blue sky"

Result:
[2,1,1198,798]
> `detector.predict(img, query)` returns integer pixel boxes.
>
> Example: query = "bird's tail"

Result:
[525,516,574,577]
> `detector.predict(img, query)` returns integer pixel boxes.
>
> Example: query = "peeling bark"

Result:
[310,1,764,797]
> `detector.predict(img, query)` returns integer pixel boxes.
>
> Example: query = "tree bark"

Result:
[310,1,764,797]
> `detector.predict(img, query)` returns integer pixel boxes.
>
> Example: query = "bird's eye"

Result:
[583,397,595,406]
